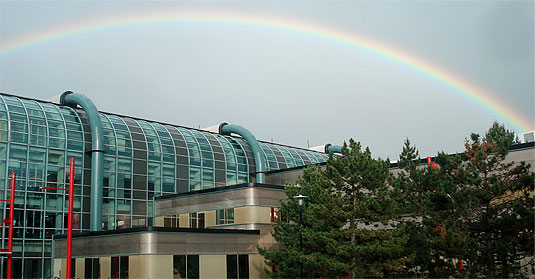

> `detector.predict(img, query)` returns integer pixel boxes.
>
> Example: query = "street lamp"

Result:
[293,194,307,279]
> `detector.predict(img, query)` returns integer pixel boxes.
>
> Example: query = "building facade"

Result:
[0,93,329,278]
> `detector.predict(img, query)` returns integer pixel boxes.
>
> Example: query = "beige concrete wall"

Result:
[179,213,189,228]
[129,254,173,279]
[155,216,164,227]
[235,206,272,223]
[205,210,216,227]
[200,254,226,278]
[250,206,272,223]
[249,254,268,279]
[235,207,247,224]
[75,258,84,279]
[53,259,64,279]
[100,256,111,279]
[149,254,173,278]
[129,255,149,279]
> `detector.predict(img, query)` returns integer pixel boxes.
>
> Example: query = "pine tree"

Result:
[327,139,410,278]
[259,139,411,278]
[396,122,534,277]
[258,165,348,278]
[457,122,534,276]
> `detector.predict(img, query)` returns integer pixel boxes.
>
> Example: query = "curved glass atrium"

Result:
[0,94,328,277]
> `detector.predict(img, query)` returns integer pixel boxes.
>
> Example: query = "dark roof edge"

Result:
[155,182,285,200]
[54,226,260,239]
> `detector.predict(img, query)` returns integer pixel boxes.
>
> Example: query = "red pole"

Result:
[66,158,75,279]
[7,173,15,279]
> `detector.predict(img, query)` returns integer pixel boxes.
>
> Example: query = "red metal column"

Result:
[66,158,75,279]
[7,173,15,279]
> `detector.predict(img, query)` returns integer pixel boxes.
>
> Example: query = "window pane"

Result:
[47,149,65,166]
[111,257,119,279]
[227,255,238,279]
[173,255,186,279]
[9,144,27,161]
[29,147,46,164]
[85,258,92,278]
[238,255,249,279]
[187,255,199,279]
[92,258,100,279]
[119,256,128,279]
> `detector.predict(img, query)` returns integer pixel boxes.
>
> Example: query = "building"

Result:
[0,92,533,278]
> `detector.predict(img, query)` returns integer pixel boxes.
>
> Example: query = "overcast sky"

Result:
[0,0,533,160]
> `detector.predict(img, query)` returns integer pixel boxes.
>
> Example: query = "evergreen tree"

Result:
[259,139,411,278]
[457,122,534,277]
[395,140,475,277]
[396,122,534,277]
[258,165,348,278]
[327,139,410,278]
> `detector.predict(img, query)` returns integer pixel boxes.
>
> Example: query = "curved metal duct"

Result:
[60,91,104,231]
[218,123,267,183]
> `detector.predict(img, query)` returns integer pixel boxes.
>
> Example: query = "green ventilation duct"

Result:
[325,144,343,154]
[60,91,104,231]
[219,123,267,183]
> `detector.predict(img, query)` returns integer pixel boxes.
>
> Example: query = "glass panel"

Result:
[238,255,249,279]
[117,158,132,172]
[117,173,131,189]
[117,199,131,214]
[120,256,128,279]
[29,135,46,146]
[227,255,238,279]
[28,164,45,182]
[10,132,28,144]
[47,149,65,166]
[162,178,175,193]
[111,256,119,279]
[148,162,161,177]
[173,255,186,279]
[10,121,28,133]
[187,255,199,279]
[227,208,234,224]
[103,173,116,188]
[30,125,46,136]
[104,156,116,172]
[9,144,27,161]
[48,137,65,149]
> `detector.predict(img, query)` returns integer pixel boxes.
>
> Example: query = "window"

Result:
[70,258,76,279]
[85,258,100,279]
[111,256,128,279]
[173,255,199,279]
[164,215,179,228]
[189,213,205,229]
[227,255,249,279]
[216,208,234,225]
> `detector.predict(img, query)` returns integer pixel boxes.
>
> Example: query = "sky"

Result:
[0,0,533,160]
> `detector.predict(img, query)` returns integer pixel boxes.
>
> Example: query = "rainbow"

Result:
[1,9,532,132]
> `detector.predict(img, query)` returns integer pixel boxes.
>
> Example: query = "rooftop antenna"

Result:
[307,140,310,148]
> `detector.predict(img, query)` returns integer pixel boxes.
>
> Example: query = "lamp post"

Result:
[42,157,75,279]
[293,194,307,279]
